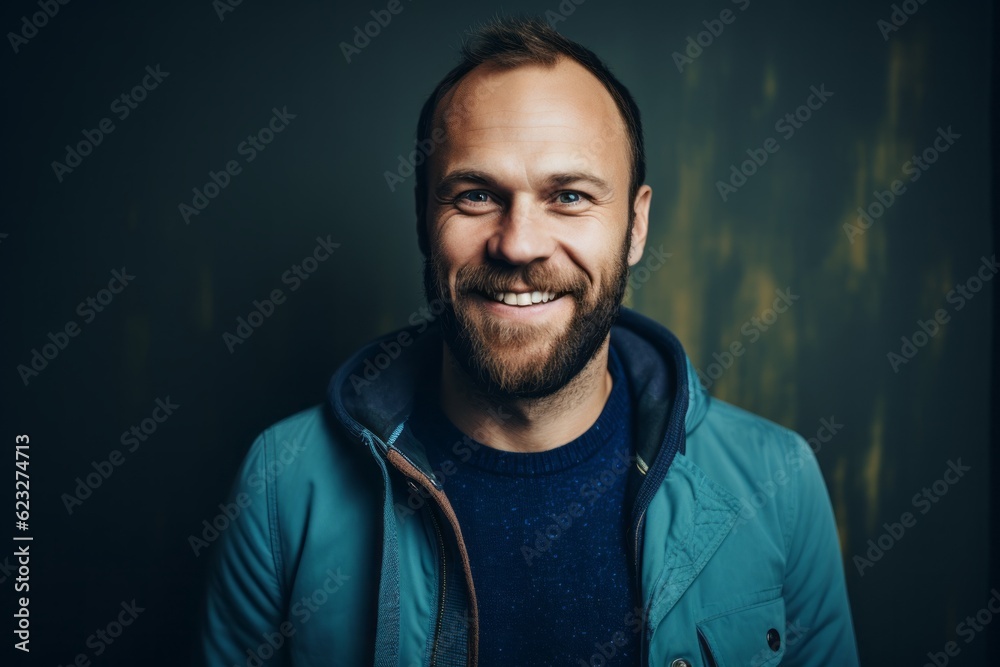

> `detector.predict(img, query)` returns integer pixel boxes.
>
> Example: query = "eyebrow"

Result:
[434,171,493,200]
[433,170,613,200]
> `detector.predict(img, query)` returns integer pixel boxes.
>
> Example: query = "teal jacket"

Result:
[199,306,860,666]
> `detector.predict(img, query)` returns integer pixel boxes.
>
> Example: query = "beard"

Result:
[422,217,633,401]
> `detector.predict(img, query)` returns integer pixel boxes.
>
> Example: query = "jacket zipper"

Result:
[428,504,447,667]
[633,508,645,598]
[634,507,649,667]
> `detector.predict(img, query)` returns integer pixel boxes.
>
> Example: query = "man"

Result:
[199,16,860,667]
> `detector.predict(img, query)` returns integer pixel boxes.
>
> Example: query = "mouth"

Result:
[467,289,572,322]
[488,290,562,307]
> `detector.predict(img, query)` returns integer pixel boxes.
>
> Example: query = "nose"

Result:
[486,195,556,266]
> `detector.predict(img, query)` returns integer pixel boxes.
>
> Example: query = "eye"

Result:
[457,190,494,206]
[555,191,585,205]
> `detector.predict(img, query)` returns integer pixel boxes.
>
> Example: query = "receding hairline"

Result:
[428,55,629,152]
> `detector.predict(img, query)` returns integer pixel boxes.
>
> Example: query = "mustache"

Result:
[454,263,587,298]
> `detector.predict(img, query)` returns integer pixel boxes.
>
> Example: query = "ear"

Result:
[627,184,652,266]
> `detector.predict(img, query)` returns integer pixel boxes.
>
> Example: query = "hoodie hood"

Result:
[328,305,710,480]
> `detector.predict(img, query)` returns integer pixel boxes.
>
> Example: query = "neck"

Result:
[438,338,614,453]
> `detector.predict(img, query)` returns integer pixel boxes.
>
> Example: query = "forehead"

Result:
[431,57,629,179]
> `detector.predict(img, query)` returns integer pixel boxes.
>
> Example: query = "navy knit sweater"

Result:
[407,346,639,666]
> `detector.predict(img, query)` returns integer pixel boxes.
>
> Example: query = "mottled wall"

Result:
[1,0,992,664]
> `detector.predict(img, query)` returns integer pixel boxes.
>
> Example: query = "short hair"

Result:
[413,15,646,257]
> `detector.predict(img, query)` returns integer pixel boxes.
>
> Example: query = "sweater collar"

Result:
[405,344,632,477]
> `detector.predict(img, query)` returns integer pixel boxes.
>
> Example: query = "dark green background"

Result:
[1,0,996,664]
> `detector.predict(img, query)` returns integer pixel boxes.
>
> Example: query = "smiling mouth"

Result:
[487,290,563,307]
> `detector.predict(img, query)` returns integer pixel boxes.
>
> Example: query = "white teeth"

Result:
[494,290,559,307]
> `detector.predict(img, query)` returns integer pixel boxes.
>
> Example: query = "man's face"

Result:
[423,57,649,400]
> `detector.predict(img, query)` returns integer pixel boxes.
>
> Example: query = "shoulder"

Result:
[258,403,335,448]
[691,397,814,470]
[227,403,384,568]
[239,405,331,477]
[235,403,380,508]
[684,397,826,538]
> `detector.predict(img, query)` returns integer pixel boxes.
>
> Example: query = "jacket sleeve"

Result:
[780,431,861,666]
[198,429,288,667]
